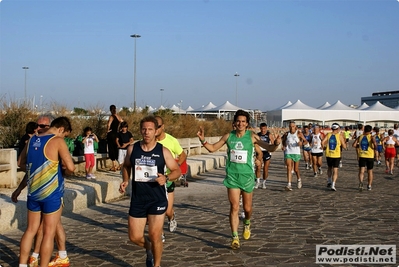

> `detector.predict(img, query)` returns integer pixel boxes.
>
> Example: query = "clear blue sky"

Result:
[1,0,398,111]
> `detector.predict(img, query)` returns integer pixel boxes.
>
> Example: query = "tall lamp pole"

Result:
[178,100,183,115]
[160,88,164,107]
[22,66,29,103]
[40,95,43,113]
[234,72,240,106]
[130,34,141,111]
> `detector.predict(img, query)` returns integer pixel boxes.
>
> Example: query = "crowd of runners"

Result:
[253,122,399,192]
[14,107,399,267]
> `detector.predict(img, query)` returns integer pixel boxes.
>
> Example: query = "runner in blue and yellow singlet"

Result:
[322,123,347,191]
[18,117,75,267]
[373,127,383,166]
[353,125,377,191]
[197,110,281,249]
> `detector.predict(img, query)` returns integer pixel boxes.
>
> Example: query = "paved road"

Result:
[1,148,398,267]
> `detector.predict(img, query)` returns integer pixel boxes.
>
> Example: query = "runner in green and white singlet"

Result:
[197,110,281,250]
[224,130,255,193]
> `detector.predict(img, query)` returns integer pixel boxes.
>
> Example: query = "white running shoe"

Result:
[168,214,177,232]
[262,182,267,189]
[297,180,302,189]
[241,211,245,219]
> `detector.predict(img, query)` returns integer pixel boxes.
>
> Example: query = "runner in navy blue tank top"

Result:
[119,116,180,267]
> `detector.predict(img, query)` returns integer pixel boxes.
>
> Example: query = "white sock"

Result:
[31,252,39,259]
[263,179,266,184]
[58,250,67,259]
[256,178,260,182]
[287,182,291,186]
[332,182,335,187]
[19,265,28,267]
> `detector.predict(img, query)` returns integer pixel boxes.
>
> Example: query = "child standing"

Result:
[116,121,134,171]
[82,127,99,179]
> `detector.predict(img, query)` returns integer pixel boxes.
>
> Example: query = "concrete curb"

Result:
[0,153,227,233]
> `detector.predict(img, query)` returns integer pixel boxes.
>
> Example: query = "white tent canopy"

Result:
[322,100,354,110]
[192,102,217,112]
[206,101,251,119]
[357,103,369,110]
[285,100,316,110]
[273,101,292,110]
[185,106,194,112]
[207,101,243,112]
[364,101,394,111]
[317,102,331,109]
[185,100,257,120]
[267,99,399,126]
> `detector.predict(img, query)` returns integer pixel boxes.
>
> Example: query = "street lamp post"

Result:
[160,88,164,107]
[234,72,240,106]
[40,95,43,113]
[22,66,29,103]
[130,34,141,111]
[178,100,183,115]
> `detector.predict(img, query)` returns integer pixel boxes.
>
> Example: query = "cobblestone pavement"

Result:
[1,148,398,267]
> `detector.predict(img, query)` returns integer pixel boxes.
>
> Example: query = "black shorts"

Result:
[358,157,374,170]
[129,199,168,218]
[311,152,323,157]
[326,157,341,168]
[167,182,175,193]
[262,151,271,161]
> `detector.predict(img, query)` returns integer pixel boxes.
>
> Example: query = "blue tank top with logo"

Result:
[375,135,381,145]
[360,136,369,151]
[329,134,337,150]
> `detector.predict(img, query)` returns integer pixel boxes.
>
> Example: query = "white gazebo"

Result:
[266,99,399,127]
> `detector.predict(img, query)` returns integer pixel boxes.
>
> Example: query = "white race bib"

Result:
[230,149,247,164]
[134,165,158,182]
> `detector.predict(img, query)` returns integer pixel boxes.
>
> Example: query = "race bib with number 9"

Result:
[135,165,158,182]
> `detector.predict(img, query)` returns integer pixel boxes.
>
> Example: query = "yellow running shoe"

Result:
[243,224,251,240]
[231,236,240,249]
[48,253,70,267]
[28,256,38,267]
